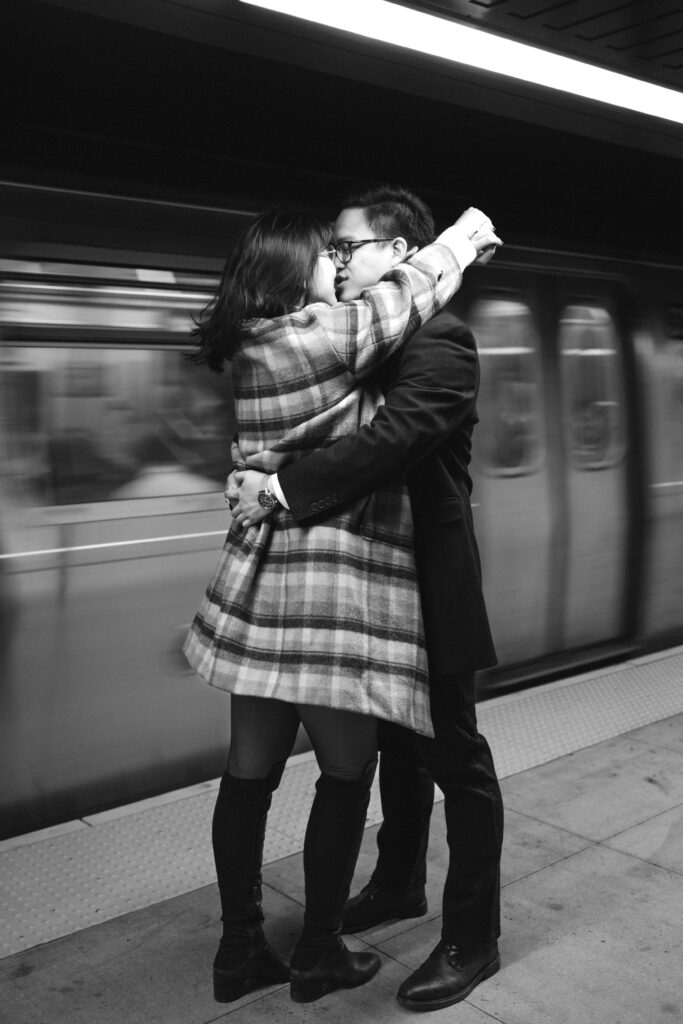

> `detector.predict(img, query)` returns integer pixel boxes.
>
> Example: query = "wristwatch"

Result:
[257,475,278,510]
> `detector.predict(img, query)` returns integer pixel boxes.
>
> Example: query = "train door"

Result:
[555,288,631,649]
[469,291,555,665]
[637,279,683,642]
[465,265,634,678]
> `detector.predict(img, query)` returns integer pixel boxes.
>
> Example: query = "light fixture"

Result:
[239,0,683,125]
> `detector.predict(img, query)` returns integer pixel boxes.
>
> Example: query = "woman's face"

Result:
[308,251,337,306]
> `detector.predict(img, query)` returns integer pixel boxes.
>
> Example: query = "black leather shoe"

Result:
[341,882,427,933]
[213,941,290,1002]
[396,940,500,1012]
[290,937,381,1003]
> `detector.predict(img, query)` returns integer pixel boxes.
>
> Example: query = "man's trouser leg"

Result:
[416,669,503,949]
[373,722,435,892]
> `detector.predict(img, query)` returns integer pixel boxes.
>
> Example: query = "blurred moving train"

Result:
[1,188,682,838]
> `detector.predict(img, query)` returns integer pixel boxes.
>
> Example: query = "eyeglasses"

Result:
[319,238,396,265]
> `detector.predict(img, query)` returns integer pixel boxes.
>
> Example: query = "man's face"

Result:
[333,207,397,301]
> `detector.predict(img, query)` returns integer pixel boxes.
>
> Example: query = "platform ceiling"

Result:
[36,0,683,159]
[2,0,680,260]
[403,0,682,91]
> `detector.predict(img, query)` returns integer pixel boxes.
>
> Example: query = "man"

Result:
[228,185,504,1012]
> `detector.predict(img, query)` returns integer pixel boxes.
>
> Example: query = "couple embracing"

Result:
[184,185,504,1012]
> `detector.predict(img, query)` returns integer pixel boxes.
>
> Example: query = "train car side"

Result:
[1,221,681,837]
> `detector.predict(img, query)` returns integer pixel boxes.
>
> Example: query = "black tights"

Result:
[214,694,378,964]
[227,693,378,782]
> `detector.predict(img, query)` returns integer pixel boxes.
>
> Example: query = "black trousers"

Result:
[373,668,503,950]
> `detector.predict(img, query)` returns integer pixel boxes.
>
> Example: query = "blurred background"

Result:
[1,0,681,838]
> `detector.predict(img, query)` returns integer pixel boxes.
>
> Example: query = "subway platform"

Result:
[1,647,682,1024]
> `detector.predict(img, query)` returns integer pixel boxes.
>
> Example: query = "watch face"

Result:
[257,489,276,509]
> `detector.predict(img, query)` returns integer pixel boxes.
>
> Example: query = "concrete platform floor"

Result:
[2,711,682,1024]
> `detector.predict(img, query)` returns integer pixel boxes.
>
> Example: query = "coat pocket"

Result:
[432,497,464,524]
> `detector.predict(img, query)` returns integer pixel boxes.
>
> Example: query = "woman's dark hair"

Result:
[341,184,436,252]
[190,209,333,372]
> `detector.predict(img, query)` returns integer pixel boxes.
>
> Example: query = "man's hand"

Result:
[224,468,273,529]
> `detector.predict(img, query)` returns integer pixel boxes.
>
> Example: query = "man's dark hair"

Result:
[341,185,436,251]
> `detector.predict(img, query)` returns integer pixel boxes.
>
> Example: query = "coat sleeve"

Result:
[278,315,479,521]
[305,243,462,379]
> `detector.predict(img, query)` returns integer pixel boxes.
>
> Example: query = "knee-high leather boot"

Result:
[211,761,289,1002]
[290,761,381,1003]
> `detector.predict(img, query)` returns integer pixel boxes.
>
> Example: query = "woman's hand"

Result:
[470,225,502,264]
[224,469,240,508]
[225,469,273,529]
[453,207,502,264]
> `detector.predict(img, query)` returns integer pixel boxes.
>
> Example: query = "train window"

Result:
[652,336,683,486]
[468,298,545,476]
[558,305,626,470]
[0,279,206,337]
[0,261,235,506]
[664,305,683,340]
[660,306,683,483]
[0,347,235,505]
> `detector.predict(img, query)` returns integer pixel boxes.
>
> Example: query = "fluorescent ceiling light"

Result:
[240,0,683,125]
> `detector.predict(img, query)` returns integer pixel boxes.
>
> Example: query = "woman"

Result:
[183,207,499,1004]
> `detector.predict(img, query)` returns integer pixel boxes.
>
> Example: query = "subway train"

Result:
[1,186,682,838]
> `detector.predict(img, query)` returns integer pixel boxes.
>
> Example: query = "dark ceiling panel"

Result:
[31,0,683,160]
[3,0,680,257]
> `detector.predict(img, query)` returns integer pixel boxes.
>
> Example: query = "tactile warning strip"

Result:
[1,647,681,958]
[477,648,683,779]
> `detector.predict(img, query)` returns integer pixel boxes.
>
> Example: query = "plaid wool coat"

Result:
[183,244,461,737]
